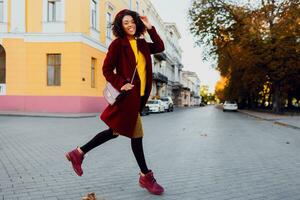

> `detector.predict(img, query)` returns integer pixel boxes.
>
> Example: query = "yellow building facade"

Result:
[0,0,147,113]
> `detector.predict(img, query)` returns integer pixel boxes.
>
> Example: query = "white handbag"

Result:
[103,82,122,105]
[103,67,137,105]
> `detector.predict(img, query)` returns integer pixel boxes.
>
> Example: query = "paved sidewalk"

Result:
[238,110,300,130]
[1,108,298,129]
[1,106,300,200]
[0,111,98,118]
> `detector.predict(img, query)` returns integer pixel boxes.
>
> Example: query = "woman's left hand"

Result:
[140,16,152,30]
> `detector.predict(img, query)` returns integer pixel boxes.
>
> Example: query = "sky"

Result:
[149,0,220,92]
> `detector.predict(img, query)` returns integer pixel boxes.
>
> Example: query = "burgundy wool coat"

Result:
[100,27,165,138]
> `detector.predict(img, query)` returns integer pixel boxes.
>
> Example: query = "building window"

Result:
[47,0,63,22]
[47,54,61,86]
[128,0,131,9]
[91,0,97,29]
[0,45,5,83]
[48,1,56,22]
[136,0,139,12]
[106,12,112,39]
[43,0,65,33]
[0,0,3,22]
[91,58,96,88]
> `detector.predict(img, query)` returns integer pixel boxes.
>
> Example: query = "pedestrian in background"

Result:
[66,9,165,195]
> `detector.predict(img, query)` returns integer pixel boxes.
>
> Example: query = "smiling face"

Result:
[122,15,136,37]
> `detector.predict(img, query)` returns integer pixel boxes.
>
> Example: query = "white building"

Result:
[141,0,184,104]
[164,22,184,105]
[140,0,201,107]
[141,0,168,98]
[182,71,201,106]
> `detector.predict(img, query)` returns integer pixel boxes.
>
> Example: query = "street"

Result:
[0,106,300,200]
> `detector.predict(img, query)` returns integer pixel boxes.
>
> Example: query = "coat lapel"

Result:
[121,37,136,71]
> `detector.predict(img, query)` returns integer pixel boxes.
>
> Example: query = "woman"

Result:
[66,9,165,195]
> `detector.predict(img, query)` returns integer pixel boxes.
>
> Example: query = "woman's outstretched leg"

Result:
[66,128,118,176]
[80,128,118,154]
[131,137,149,174]
[131,137,164,195]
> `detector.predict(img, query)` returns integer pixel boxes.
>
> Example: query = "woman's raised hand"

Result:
[140,16,152,30]
[121,83,134,91]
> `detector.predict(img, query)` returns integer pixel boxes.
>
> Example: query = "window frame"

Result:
[91,0,97,29]
[0,45,5,84]
[106,12,112,40]
[91,57,96,88]
[47,54,61,86]
[47,0,57,22]
[128,0,131,9]
[136,0,139,12]
[0,0,3,22]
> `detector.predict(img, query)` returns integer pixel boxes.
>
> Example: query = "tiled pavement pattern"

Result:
[0,106,300,200]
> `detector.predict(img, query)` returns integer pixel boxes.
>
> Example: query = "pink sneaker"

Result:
[139,170,164,195]
[65,148,84,176]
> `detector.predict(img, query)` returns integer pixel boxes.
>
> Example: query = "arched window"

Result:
[0,45,5,84]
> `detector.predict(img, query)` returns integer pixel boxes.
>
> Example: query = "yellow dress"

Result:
[113,38,147,138]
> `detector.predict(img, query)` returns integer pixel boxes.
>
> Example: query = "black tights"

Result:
[80,129,149,174]
[130,137,149,174]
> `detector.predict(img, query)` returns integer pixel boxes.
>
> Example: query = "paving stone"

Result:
[0,107,300,199]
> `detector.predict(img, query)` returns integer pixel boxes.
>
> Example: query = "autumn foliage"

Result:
[189,0,300,112]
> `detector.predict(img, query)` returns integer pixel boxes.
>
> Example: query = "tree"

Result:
[215,76,227,102]
[200,85,210,103]
[189,0,300,113]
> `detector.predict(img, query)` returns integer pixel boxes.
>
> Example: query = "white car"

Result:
[146,100,165,113]
[223,101,238,112]
[160,96,174,112]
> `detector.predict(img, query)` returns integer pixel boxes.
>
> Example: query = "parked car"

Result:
[140,105,150,116]
[200,102,206,107]
[223,101,238,112]
[160,96,174,112]
[146,100,165,113]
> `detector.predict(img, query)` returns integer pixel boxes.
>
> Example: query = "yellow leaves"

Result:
[215,76,228,101]
[215,76,228,91]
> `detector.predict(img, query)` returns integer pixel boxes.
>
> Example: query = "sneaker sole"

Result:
[139,183,163,195]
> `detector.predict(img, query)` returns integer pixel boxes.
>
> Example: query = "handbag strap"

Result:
[130,67,137,84]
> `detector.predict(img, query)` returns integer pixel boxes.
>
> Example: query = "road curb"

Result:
[239,110,300,130]
[273,121,300,130]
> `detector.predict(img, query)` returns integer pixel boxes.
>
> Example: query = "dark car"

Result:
[141,105,150,116]
[200,102,206,107]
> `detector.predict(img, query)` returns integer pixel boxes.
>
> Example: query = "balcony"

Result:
[182,86,190,91]
[153,72,168,83]
[153,52,167,61]
[172,81,183,90]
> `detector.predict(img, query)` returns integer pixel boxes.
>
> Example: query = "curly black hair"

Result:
[112,9,146,38]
